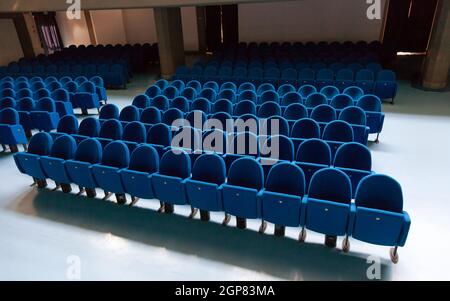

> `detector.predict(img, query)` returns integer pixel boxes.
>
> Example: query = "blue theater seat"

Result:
[181,87,197,101]
[316,69,334,89]
[352,174,410,262]
[75,82,100,114]
[256,83,275,96]
[162,108,184,127]
[92,141,130,203]
[260,162,305,235]
[357,94,384,140]
[132,94,150,109]
[259,90,279,104]
[0,108,27,152]
[171,96,190,113]
[191,98,211,114]
[213,99,233,115]
[310,104,337,123]
[295,138,331,186]
[203,81,219,92]
[141,107,162,125]
[305,92,327,108]
[16,88,32,99]
[0,97,16,109]
[151,95,170,111]
[185,154,227,221]
[281,91,302,106]
[71,117,100,144]
[320,86,340,101]
[301,168,353,248]
[146,123,172,157]
[335,69,354,92]
[30,97,59,132]
[97,119,123,148]
[65,138,102,197]
[322,120,354,156]
[283,103,308,123]
[162,86,179,99]
[234,100,256,116]
[145,85,161,99]
[258,101,281,118]
[122,121,146,151]
[339,106,367,126]
[152,149,191,213]
[330,94,354,109]
[40,134,77,193]
[198,88,217,102]
[298,68,315,86]
[50,114,79,140]
[154,79,169,91]
[238,82,256,93]
[343,86,364,101]
[374,70,397,103]
[355,69,375,94]
[121,145,159,202]
[334,142,372,196]
[170,80,186,91]
[90,76,108,103]
[222,157,264,228]
[119,105,140,124]
[14,132,53,188]
[186,80,202,93]
[217,89,236,103]
[238,90,257,103]
[220,82,237,93]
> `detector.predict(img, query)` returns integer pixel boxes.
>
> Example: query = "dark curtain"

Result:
[33,12,63,55]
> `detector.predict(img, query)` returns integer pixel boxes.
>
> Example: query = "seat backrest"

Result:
[310,104,337,123]
[198,88,217,102]
[322,120,354,142]
[258,101,281,118]
[218,89,236,103]
[132,94,150,109]
[99,103,120,120]
[308,168,352,204]
[99,119,123,140]
[283,103,308,120]
[355,174,403,213]
[128,145,159,173]
[170,80,185,91]
[266,162,305,196]
[343,86,364,100]
[147,123,172,146]
[238,82,255,93]
[192,97,211,113]
[78,81,95,93]
[56,115,79,134]
[17,97,35,111]
[145,85,161,98]
[50,135,77,159]
[141,107,162,124]
[277,84,296,97]
[159,149,191,178]
[317,68,334,80]
[213,99,233,115]
[257,83,275,95]
[171,96,189,112]
[339,106,367,125]
[78,117,100,137]
[227,157,264,190]
[336,69,354,80]
[162,108,184,126]
[123,121,146,143]
[0,107,19,125]
[356,69,375,81]
[356,94,381,112]
[262,135,294,161]
[296,138,331,164]
[0,97,16,109]
[203,81,219,92]
[377,69,396,81]
[192,153,226,185]
[238,90,257,103]
[186,80,202,93]
[101,141,130,168]
[186,110,207,128]
[28,132,53,155]
[154,79,169,90]
[330,94,354,109]
[291,118,320,139]
[305,92,327,108]
[119,105,140,122]
[281,92,302,106]
[37,97,56,112]
[259,90,279,104]
[320,86,340,99]
[162,86,179,99]
[220,82,237,93]
[334,142,372,171]
[151,95,170,111]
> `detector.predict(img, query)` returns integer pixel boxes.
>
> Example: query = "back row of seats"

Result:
[14,132,410,262]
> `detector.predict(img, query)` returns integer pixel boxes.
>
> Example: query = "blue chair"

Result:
[154,79,169,91]
[238,90,257,103]
[213,99,233,115]
[162,86,179,99]
[281,92,302,106]
[191,98,211,114]
[248,67,264,85]
[217,89,236,103]
[63,81,79,108]
[146,123,172,157]
[145,85,161,98]
[280,68,297,86]
[339,106,367,126]
[260,115,289,137]
[356,94,384,140]
[220,82,237,93]
[162,108,184,127]
[186,110,207,129]
[264,68,280,85]
[75,82,100,114]
[92,141,130,203]
[283,103,308,123]
[99,103,119,121]
[320,86,340,101]
[90,76,108,103]
[343,86,364,101]
[256,83,275,96]
[222,157,264,228]
[171,96,190,112]
[132,94,150,109]
[16,88,33,99]
[72,117,100,144]
[17,97,35,135]
[316,69,334,89]
[152,149,191,213]
[234,100,256,116]
[122,121,146,151]
[298,85,317,99]
[141,107,162,125]
[301,168,353,249]
[323,120,354,156]
[0,108,27,152]
[203,81,219,92]
[298,68,315,86]
[259,90,279,104]
[97,119,123,148]
[119,105,140,124]
[295,138,331,186]
[121,145,160,202]
[261,163,305,236]
[198,88,217,102]
[170,80,186,91]
[310,104,337,123]
[186,80,202,93]
[65,138,103,197]
[0,97,16,109]
[238,82,256,93]
[305,92,327,108]
[277,84,296,97]
[355,69,375,94]
[181,87,197,101]
[33,88,51,100]
[185,154,227,220]
[151,95,170,111]
[46,81,62,92]
[352,174,410,263]
[374,70,397,103]
[258,101,281,118]
[335,69,354,92]
[30,98,59,132]
[40,135,77,193]
[330,94,354,109]
[14,132,53,188]
[50,114,79,140]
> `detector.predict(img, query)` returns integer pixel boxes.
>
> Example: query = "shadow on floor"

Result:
[16,188,393,280]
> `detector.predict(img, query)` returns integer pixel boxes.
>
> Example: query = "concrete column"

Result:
[154,7,185,79]
[84,10,98,45]
[422,0,450,90]
[11,13,44,58]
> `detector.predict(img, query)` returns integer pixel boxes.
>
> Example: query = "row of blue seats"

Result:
[0,108,27,152]
[13,133,410,262]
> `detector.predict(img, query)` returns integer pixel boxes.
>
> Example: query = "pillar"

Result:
[154,7,185,79]
[12,13,44,58]
[422,0,450,90]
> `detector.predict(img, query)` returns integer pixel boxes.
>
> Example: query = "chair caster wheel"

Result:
[342,237,350,253]
[299,228,307,242]
[390,247,399,264]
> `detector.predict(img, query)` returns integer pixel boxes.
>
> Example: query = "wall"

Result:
[0,19,24,66]
[55,11,90,46]
[238,0,386,42]
[122,8,157,44]
[90,10,127,45]
[181,7,199,51]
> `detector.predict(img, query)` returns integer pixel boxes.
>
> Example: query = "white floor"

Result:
[1,74,449,281]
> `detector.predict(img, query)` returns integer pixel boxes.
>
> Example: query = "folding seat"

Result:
[15,81,30,91]
[191,97,211,114]
[283,103,308,123]
[30,98,59,132]
[277,84,296,97]
[152,149,191,213]
[13,132,53,188]
[258,101,281,118]
[46,81,62,92]
[39,135,77,193]
[213,99,233,115]
[161,86,179,100]
[217,89,236,103]
[51,89,74,117]
[186,110,207,129]
[238,82,256,93]
[220,82,237,93]
[33,88,52,101]
[59,77,72,86]
[237,90,257,103]
[150,95,170,111]
[89,76,107,103]
[305,92,327,108]
[366,62,382,75]
[74,76,88,86]
[334,142,372,195]
[343,86,364,101]
[0,88,16,100]
[16,97,35,136]
[206,112,232,132]
[186,80,202,93]
[122,121,146,151]
[280,68,297,86]
[310,104,337,123]
[0,97,16,109]
[352,174,411,263]
[260,134,294,166]
[119,105,140,125]
[140,107,162,127]
[145,85,161,99]
[322,120,354,156]
[203,81,219,92]
[330,94,354,109]
[97,119,123,148]
[63,81,79,108]
[185,154,227,221]
[171,96,189,112]
[248,67,264,85]
[264,68,280,85]
[260,115,289,137]
[162,108,184,127]
[354,69,375,94]
[74,82,100,114]
[142,119,171,150]
[335,69,354,92]
[294,138,330,186]
[222,157,264,228]
[30,76,43,84]
[297,84,317,100]
[49,114,79,140]
[132,94,150,109]
[256,83,275,96]
[258,90,279,105]
[70,117,100,144]
[0,108,27,152]
[339,106,367,126]
[0,81,14,91]
[316,69,334,89]
[180,87,197,101]
[260,162,305,236]
[98,103,119,122]
[374,69,397,103]
[279,91,301,107]
[198,88,217,103]
[154,79,169,91]
[320,86,340,101]
[170,80,186,91]
[301,168,352,248]
[234,100,256,116]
